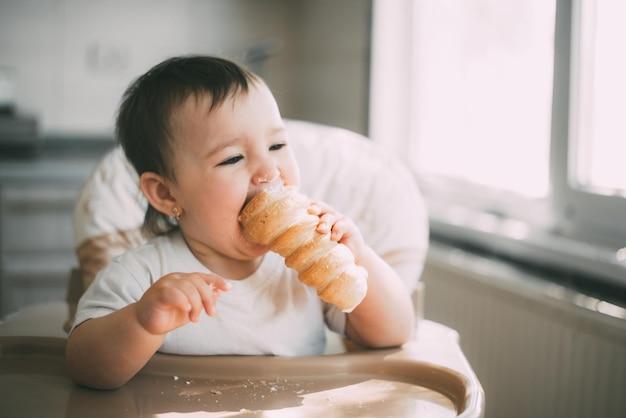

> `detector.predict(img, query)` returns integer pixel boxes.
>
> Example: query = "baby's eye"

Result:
[218,155,243,166]
[269,143,286,151]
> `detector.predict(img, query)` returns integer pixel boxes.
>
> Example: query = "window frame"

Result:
[552,0,626,246]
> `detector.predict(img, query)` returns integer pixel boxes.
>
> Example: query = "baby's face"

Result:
[167,82,300,265]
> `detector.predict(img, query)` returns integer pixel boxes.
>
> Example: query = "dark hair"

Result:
[115,55,260,236]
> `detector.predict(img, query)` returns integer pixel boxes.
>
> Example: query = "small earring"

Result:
[172,207,181,221]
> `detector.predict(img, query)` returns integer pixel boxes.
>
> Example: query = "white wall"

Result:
[0,0,370,137]
[369,0,413,157]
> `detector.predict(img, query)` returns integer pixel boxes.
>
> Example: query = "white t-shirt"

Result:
[72,230,345,356]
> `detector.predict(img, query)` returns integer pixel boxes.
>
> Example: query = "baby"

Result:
[65,55,415,389]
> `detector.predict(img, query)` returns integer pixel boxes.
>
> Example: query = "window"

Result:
[555,0,626,249]
[370,0,626,290]
[571,0,626,195]
[411,0,554,200]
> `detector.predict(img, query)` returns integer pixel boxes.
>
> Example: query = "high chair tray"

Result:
[0,323,483,417]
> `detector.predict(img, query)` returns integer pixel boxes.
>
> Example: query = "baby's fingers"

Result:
[329,217,351,242]
[209,276,232,293]
[308,201,337,234]
[196,282,219,317]
[197,274,231,317]
[171,277,206,322]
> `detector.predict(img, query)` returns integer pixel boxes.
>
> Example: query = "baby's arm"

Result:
[66,272,230,389]
[310,202,415,348]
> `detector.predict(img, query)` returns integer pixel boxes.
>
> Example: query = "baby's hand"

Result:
[135,273,231,336]
[308,201,366,260]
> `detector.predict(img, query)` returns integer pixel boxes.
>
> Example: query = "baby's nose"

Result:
[252,168,280,186]
[254,173,271,184]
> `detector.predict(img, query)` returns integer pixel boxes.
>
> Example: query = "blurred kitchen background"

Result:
[0,0,371,139]
[1,1,625,417]
[0,0,371,314]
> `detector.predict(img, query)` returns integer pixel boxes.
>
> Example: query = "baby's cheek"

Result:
[282,176,299,188]
[281,160,301,187]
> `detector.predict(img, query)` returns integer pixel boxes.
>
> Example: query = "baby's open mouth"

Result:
[240,194,257,218]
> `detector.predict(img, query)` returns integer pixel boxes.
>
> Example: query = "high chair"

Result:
[0,119,484,417]
[64,119,430,335]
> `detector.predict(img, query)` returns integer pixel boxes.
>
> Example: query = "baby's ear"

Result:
[139,172,178,217]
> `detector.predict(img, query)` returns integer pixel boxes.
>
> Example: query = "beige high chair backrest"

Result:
[64,119,429,331]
